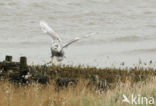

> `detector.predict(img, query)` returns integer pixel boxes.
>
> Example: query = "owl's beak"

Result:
[57,47,62,52]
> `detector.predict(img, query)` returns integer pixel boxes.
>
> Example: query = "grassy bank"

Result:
[0,76,156,106]
[1,63,156,87]
[0,57,156,105]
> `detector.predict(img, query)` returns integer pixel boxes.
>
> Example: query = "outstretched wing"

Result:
[63,37,80,48]
[63,32,96,48]
[40,21,62,42]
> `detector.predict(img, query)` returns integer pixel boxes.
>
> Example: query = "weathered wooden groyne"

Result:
[0,55,28,71]
[0,55,30,84]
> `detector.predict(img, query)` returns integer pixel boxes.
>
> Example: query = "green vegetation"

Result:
[0,58,155,89]
[0,56,156,106]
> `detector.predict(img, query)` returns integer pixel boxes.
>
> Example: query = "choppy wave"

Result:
[0,42,48,48]
[112,35,150,42]
[122,48,156,54]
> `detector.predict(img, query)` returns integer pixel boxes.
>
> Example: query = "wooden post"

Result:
[5,55,12,62]
[20,56,27,70]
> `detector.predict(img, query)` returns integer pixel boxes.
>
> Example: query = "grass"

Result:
[0,77,156,106]
[0,63,156,105]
